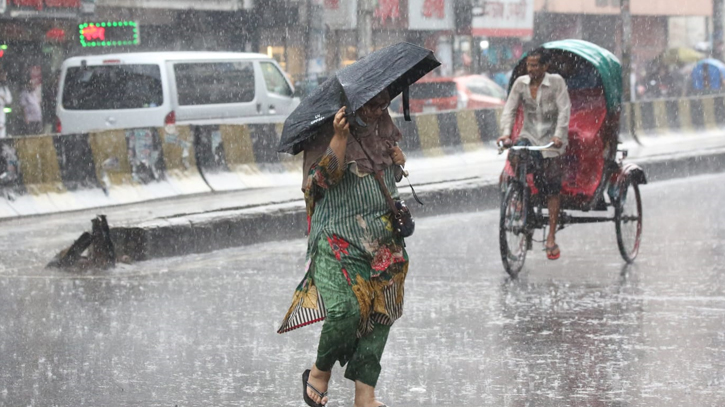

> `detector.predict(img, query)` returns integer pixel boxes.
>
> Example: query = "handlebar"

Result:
[498,141,556,154]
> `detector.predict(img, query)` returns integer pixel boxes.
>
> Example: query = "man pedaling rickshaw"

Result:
[496,47,572,260]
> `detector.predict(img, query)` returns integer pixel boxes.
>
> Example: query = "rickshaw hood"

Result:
[511,39,622,112]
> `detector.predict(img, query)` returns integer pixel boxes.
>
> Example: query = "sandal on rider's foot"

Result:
[546,244,560,260]
[302,369,328,407]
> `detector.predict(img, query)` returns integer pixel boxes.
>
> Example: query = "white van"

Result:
[56,52,300,134]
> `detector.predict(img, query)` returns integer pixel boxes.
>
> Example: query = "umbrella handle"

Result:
[403,86,411,121]
[345,107,369,128]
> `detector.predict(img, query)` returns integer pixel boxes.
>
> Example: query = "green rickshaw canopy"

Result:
[511,39,622,112]
[543,39,622,112]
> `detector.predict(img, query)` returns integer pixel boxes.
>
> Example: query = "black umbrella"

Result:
[278,42,441,155]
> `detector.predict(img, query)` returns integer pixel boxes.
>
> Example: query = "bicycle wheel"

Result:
[615,180,643,263]
[500,182,528,277]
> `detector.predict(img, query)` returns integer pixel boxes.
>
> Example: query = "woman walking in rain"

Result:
[278,89,408,407]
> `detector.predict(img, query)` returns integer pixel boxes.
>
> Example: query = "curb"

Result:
[110,149,725,262]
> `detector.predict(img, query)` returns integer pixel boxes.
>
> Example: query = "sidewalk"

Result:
[1,130,724,272]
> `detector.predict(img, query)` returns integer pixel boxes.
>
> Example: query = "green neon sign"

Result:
[79,21,140,48]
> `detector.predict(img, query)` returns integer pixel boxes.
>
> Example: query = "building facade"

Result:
[534,0,713,66]
[0,0,96,132]
[0,0,720,135]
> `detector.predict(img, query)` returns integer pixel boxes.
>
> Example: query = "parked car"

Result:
[56,52,299,134]
[401,74,506,114]
[405,76,459,114]
[453,75,507,110]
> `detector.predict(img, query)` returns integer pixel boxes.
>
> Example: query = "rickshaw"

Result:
[498,40,646,277]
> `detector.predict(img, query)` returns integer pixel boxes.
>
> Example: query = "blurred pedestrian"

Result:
[0,69,12,138]
[279,90,409,407]
[644,62,676,99]
[19,80,43,136]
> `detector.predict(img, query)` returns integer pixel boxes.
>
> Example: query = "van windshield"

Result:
[174,62,256,105]
[62,64,163,110]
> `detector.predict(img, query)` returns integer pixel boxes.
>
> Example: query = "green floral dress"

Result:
[278,147,409,337]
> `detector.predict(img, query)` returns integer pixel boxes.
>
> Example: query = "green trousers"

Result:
[313,239,391,387]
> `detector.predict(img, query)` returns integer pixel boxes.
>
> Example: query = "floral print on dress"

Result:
[371,246,393,272]
[327,234,349,261]
[371,243,406,276]
[380,213,394,232]
[341,268,352,286]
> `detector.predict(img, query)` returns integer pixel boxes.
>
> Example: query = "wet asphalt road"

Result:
[1,173,724,406]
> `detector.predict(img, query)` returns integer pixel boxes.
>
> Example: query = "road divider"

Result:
[0,95,723,219]
[630,95,725,135]
[194,123,301,192]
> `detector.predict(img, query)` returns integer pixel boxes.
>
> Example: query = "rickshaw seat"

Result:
[506,88,608,201]
[561,89,607,198]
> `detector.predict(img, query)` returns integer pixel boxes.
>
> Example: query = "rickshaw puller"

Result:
[497,47,572,260]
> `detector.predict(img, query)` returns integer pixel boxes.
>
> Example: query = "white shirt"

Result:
[20,90,42,123]
[500,73,571,158]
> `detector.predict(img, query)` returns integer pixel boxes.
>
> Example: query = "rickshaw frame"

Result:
[499,40,647,278]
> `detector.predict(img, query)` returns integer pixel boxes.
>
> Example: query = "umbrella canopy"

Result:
[658,47,705,65]
[690,58,725,91]
[278,42,440,155]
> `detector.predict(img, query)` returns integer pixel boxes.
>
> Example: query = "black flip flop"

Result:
[302,369,328,407]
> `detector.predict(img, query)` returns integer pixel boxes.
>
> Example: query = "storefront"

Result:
[471,0,534,82]
[257,0,306,82]
[533,0,712,67]
[90,6,258,55]
[324,0,358,72]
[406,0,455,77]
[0,0,94,133]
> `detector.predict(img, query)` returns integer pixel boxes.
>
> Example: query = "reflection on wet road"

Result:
[1,173,724,406]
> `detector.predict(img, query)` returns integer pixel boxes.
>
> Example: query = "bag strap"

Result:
[351,132,400,216]
[372,170,400,216]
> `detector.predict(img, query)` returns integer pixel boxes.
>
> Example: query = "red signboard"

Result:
[324,0,339,9]
[82,25,105,41]
[472,0,534,37]
[79,22,139,47]
[11,0,80,9]
[422,0,446,19]
[46,27,66,41]
[45,0,81,6]
[375,0,400,23]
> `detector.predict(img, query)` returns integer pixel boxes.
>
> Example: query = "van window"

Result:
[260,62,293,97]
[62,64,163,110]
[174,62,256,105]
[410,81,457,99]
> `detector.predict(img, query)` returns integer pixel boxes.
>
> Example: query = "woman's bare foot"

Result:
[307,365,331,405]
[354,380,386,407]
